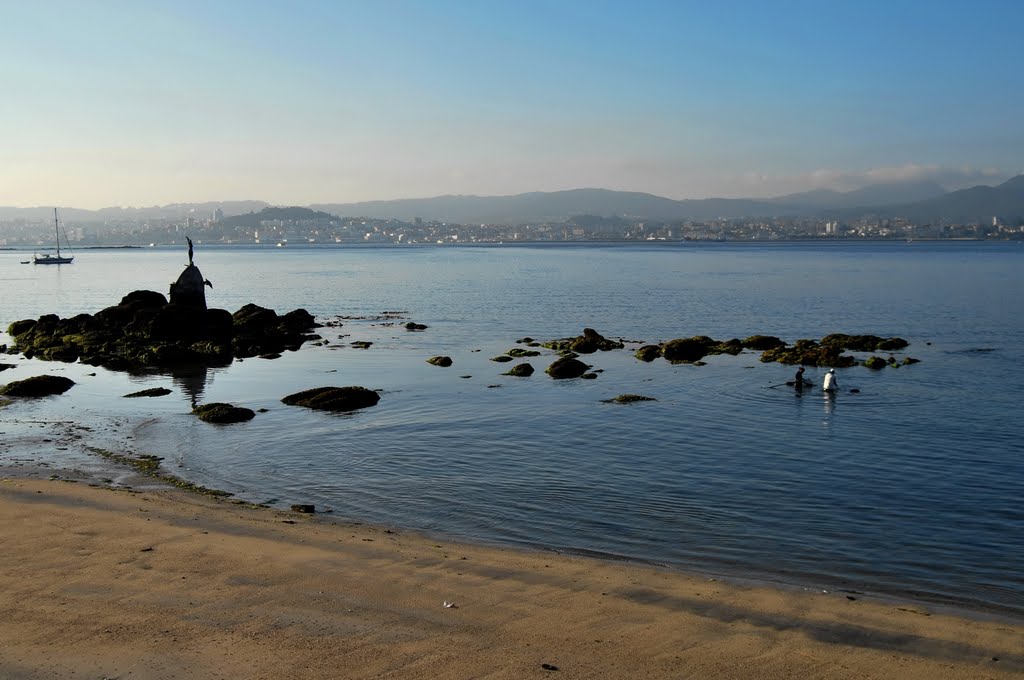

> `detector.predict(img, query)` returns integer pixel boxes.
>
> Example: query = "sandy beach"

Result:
[0,478,1020,679]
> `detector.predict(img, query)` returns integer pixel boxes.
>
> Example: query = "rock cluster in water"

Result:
[5,289,319,371]
[192,402,256,424]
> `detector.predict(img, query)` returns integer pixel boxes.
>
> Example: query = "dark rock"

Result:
[634,345,661,362]
[193,402,256,424]
[123,387,172,398]
[760,339,858,368]
[743,335,786,351]
[901,357,921,365]
[661,337,711,363]
[169,264,210,309]
[120,290,168,309]
[290,504,315,514]
[259,353,282,360]
[863,356,888,369]
[546,357,589,379]
[282,386,381,412]
[0,375,75,397]
[504,363,534,377]
[581,373,598,379]
[351,341,373,349]
[506,348,541,358]
[543,328,624,354]
[405,322,428,331]
[516,337,534,344]
[602,394,657,403]
[427,356,453,367]
[491,355,514,363]
[7,319,37,338]
[0,363,15,372]
[233,303,279,332]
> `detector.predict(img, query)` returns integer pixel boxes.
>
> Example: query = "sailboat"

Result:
[33,208,74,265]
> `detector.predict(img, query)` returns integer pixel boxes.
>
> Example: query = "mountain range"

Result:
[2,176,1022,225]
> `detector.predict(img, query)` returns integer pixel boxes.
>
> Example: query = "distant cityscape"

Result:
[0,208,1020,248]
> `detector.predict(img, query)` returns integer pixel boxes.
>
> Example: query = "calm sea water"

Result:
[1,241,1022,618]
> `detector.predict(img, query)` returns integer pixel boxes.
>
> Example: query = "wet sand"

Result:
[0,478,1020,680]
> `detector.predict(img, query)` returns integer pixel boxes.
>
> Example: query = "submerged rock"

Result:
[281,386,380,412]
[490,355,514,363]
[506,348,541,358]
[0,375,75,397]
[123,387,172,398]
[192,402,255,424]
[602,394,657,404]
[427,356,453,367]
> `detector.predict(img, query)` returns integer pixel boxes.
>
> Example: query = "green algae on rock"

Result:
[0,374,75,397]
[281,386,381,412]
[192,402,256,424]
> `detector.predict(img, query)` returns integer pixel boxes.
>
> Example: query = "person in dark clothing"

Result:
[794,366,806,390]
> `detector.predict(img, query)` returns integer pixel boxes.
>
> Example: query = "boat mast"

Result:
[54,208,61,257]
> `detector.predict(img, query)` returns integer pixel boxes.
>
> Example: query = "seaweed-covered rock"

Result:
[634,345,661,362]
[822,334,909,352]
[863,356,888,369]
[661,337,711,363]
[282,386,380,412]
[9,285,318,371]
[427,355,453,367]
[504,363,535,377]
[123,387,172,398]
[760,339,858,368]
[743,335,786,351]
[545,357,589,379]
[603,394,657,403]
[542,328,624,354]
[193,402,255,424]
[0,374,75,397]
[506,348,541,358]
[491,355,514,363]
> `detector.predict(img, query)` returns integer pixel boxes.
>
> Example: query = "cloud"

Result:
[720,164,1012,198]
[809,164,1008,191]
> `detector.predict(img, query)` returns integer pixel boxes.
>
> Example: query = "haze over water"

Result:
[1,241,1022,618]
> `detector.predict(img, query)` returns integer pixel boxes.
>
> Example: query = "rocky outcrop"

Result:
[193,402,256,424]
[6,291,319,371]
[545,357,589,379]
[504,363,535,377]
[542,328,624,355]
[506,348,541,358]
[660,336,743,364]
[742,335,786,351]
[281,386,380,412]
[427,356,453,367]
[0,375,75,397]
[634,345,661,362]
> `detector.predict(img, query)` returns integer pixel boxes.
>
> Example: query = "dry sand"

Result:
[0,478,1020,680]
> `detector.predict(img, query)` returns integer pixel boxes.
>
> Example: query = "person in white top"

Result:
[823,368,838,392]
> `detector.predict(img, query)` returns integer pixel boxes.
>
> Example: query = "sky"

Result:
[2,0,1022,208]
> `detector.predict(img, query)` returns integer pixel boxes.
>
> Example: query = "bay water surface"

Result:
[1,241,1021,618]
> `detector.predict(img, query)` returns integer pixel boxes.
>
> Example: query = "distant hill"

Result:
[0,201,268,222]
[2,175,1021,225]
[312,189,788,223]
[853,175,1024,222]
[217,206,337,227]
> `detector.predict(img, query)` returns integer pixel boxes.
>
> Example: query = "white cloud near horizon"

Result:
[722,164,1013,199]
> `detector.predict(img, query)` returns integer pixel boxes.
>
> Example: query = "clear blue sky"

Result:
[2,0,1022,208]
